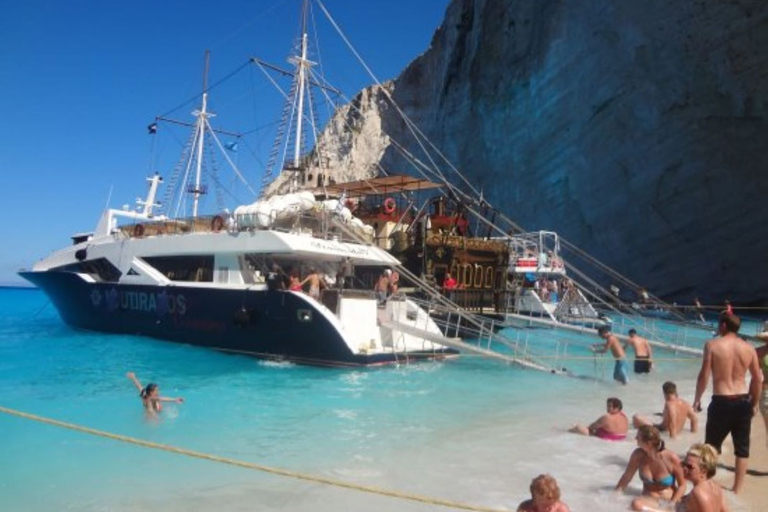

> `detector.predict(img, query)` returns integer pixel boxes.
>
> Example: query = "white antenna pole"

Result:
[193,50,211,217]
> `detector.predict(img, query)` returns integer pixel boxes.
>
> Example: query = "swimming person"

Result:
[626,329,653,374]
[569,397,629,441]
[632,443,727,512]
[693,312,761,494]
[516,474,570,512]
[615,425,685,509]
[126,372,183,416]
[593,326,629,384]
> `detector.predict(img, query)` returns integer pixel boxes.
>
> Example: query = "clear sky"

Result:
[0,0,449,285]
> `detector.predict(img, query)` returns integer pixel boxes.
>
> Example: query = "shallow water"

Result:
[0,288,759,511]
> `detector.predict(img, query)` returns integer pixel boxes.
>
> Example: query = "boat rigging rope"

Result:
[0,405,505,512]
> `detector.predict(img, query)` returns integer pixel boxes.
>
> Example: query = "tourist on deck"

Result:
[568,397,629,441]
[724,300,733,315]
[615,425,685,508]
[300,268,326,300]
[693,312,761,494]
[626,329,654,374]
[516,474,570,512]
[631,443,727,512]
[375,270,390,306]
[288,273,303,292]
[756,333,768,448]
[633,381,698,439]
[126,372,183,417]
[443,272,457,301]
[390,270,400,294]
[266,263,285,291]
[338,257,354,290]
[593,326,629,385]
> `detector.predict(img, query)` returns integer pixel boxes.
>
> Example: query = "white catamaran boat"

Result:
[504,231,610,328]
[20,7,458,367]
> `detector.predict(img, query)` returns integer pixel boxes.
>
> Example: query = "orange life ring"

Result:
[211,215,224,232]
[383,197,396,215]
[133,224,145,237]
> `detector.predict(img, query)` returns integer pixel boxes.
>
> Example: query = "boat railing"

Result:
[115,209,375,245]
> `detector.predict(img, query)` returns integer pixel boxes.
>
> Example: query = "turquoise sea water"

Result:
[0,288,760,511]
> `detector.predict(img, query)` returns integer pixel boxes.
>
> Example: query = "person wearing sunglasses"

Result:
[633,443,728,512]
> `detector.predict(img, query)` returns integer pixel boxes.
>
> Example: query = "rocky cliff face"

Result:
[287,0,768,304]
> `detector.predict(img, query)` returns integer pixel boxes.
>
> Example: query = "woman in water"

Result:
[633,443,728,512]
[516,474,570,512]
[126,372,183,416]
[615,425,685,509]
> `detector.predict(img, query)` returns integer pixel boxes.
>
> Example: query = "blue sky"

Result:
[0,0,449,285]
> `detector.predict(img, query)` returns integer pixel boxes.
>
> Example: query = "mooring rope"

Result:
[0,405,504,512]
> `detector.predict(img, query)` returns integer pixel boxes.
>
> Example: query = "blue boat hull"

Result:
[20,271,457,367]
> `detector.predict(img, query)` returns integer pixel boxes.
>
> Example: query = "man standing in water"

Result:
[693,312,762,494]
[633,381,698,439]
[593,326,629,385]
[625,328,653,374]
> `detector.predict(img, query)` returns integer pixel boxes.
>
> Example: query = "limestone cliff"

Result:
[282,0,768,304]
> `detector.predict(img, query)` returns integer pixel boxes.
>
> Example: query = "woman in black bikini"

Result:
[616,425,686,509]
[127,372,184,417]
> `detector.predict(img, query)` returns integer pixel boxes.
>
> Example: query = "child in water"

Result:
[126,372,183,416]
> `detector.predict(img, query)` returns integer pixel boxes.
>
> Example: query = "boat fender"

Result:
[211,215,224,232]
[383,197,396,214]
[133,224,145,237]
[75,248,87,261]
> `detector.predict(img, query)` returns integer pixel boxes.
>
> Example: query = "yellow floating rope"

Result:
[0,405,504,512]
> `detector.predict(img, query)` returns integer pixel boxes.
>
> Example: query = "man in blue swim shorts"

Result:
[593,326,629,385]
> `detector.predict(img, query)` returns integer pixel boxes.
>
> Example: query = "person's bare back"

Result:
[628,334,651,358]
[663,396,697,438]
[705,333,755,396]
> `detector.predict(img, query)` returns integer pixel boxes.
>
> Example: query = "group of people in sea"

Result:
[124,307,768,512]
[592,326,655,385]
[534,310,768,512]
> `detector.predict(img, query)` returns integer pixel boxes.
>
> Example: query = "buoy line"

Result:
[0,405,504,512]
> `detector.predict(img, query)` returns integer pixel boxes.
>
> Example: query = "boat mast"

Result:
[192,50,211,217]
[290,0,312,192]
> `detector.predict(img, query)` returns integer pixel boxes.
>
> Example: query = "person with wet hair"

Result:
[516,474,570,512]
[127,372,183,417]
[615,425,685,508]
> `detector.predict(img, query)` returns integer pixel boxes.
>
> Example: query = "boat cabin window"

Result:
[54,257,122,282]
[143,255,214,282]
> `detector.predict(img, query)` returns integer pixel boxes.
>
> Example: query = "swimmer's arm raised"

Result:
[126,372,143,393]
